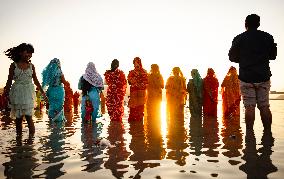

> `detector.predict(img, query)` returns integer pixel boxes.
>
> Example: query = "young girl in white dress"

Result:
[3,43,48,135]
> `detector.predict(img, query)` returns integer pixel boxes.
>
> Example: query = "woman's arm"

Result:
[4,63,15,96]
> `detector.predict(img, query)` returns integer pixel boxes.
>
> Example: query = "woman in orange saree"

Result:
[203,68,219,117]
[64,81,73,113]
[221,66,241,117]
[104,59,127,121]
[127,57,148,121]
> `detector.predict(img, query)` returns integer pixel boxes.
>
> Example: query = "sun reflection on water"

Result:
[160,101,168,139]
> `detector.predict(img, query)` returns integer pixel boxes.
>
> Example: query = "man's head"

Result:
[245,14,260,30]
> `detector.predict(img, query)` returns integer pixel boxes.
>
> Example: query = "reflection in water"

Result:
[1,100,283,178]
[37,123,67,178]
[3,135,38,179]
[34,108,43,120]
[203,116,220,157]
[221,115,243,160]
[0,112,13,129]
[65,111,78,138]
[189,115,203,156]
[166,108,188,166]
[144,109,166,161]
[129,121,151,178]
[80,123,103,172]
[104,121,130,178]
[239,130,278,178]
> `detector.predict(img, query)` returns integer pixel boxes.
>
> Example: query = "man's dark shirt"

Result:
[229,29,277,83]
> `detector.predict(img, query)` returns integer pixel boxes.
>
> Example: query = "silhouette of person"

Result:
[229,14,277,131]
[203,116,220,157]
[166,67,186,120]
[128,121,148,177]
[187,69,203,117]
[239,130,277,178]
[146,64,164,118]
[80,122,104,172]
[104,121,130,178]
[221,115,243,160]
[166,112,188,166]
[189,115,202,156]
[3,134,38,178]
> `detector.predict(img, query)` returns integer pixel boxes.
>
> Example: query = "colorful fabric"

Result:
[73,91,80,111]
[203,68,219,116]
[80,87,101,121]
[42,58,65,122]
[82,62,104,87]
[104,69,127,121]
[127,58,148,121]
[9,63,35,118]
[146,65,164,116]
[64,82,73,113]
[221,67,241,116]
[187,69,203,116]
[84,97,94,122]
[166,67,186,116]
[46,86,65,122]
[100,92,106,114]
[35,89,43,110]
[42,58,62,88]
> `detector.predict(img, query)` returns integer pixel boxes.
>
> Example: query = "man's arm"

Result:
[228,37,240,63]
[269,41,277,60]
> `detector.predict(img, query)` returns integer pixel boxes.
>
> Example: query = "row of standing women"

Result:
[74,57,241,123]
[2,43,241,135]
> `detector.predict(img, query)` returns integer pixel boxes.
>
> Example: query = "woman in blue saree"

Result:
[42,58,67,122]
[78,62,104,122]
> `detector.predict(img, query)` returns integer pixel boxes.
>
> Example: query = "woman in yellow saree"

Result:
[165,67,186,118]
[146,64,164,117]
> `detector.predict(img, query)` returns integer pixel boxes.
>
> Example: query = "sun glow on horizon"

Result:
[0,0,284,91]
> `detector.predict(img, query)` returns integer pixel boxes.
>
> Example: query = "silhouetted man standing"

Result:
[229,14,277,131]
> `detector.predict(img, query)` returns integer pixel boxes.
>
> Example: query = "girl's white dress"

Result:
[9,63,35,118]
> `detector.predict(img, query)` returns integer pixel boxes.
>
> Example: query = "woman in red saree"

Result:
[221,66,241,116]
[72,91,80,113]
[146,64,164,117]
[127,57,148,121]
[64,81,73,113]
[203,68,219,117]
[104,59,127,121]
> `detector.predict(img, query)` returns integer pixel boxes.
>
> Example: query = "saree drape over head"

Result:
[221,67,241,116]
[203,69,219,116]
[127,65,148,121]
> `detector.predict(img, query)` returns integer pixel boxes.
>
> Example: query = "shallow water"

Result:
[1,99,284,179]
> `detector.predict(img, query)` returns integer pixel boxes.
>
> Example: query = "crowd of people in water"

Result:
[1,14,277,137]
[0,43,244,136]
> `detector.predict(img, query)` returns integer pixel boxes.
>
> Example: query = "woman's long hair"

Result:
[4,43,34,62]
[81,78,93,96]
